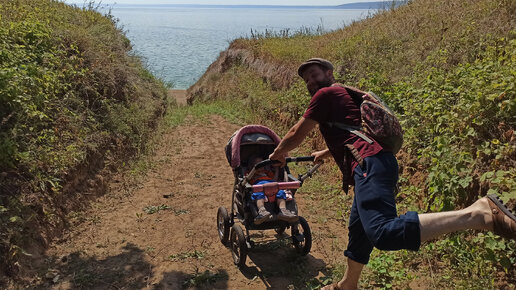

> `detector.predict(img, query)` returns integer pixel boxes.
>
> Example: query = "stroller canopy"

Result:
[225,125,281,169]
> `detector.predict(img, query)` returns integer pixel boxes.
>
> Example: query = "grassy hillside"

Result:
[0,0,169,281]
[188,0,515,287]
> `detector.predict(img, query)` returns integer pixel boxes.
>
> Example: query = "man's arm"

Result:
[269,117,318,165]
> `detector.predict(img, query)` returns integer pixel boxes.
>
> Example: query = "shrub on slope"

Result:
[0,0,168,280]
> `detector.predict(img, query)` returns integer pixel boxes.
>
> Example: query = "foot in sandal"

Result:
[486,194,516,239]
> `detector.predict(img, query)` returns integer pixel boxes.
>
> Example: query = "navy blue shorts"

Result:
[344,151,421,265]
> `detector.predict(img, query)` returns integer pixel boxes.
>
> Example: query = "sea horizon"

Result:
[101,4,353,9]
[100,5,376,89]
[70,1,399,9]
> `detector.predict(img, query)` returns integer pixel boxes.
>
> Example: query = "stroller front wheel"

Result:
[230,224,247,267]
[217,207,230,245]
[291,216,312,256]
[275,226,286,236]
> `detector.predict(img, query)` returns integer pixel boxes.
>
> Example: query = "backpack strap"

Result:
[344,144,364,168]
[326,122,374,144]
[332,83,366,105]
[327,122,369,168]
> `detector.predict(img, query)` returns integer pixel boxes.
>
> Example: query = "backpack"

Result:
[328,84,404,154]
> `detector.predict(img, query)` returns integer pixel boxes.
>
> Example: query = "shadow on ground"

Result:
[34,234,329,289]
[35,243,228,289]
[238,233,328,289]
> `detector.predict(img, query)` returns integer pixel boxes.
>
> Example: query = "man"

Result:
[268,58,516,290]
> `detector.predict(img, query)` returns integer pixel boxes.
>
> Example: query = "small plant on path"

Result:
[183,269,228,288]
[143,204,171,214]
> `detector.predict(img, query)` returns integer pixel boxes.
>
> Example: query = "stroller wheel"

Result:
[275,226,286,236]
[230,224,247,267]
[291,216,312,256]
[217,207,230,245]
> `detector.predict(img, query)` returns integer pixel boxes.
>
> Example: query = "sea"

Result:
[104,5,374,89]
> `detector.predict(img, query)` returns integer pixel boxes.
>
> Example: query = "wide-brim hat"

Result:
[297,58,334,77]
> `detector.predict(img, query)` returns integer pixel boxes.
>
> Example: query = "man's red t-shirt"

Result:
[302,85,383,191]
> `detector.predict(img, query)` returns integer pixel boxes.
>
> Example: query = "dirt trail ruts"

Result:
[35,94,349,289]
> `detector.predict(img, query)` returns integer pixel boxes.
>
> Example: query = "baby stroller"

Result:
[217,125,322,267]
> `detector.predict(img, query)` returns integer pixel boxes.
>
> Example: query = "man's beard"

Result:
[309,79,333,96]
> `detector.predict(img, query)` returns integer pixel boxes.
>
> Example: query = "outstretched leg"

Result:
[325,151,516,289]
[420,195,516,242]
[419,197,492,242]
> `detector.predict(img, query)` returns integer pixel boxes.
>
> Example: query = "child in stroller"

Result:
[247,155,298,224]
[218,125,322,267]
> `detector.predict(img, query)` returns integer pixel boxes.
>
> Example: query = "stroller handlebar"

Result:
[244,156,321,186]
[253,156,316,169]
[286,156,316,163]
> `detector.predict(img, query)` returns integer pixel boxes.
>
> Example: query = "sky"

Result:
[64,0,381,5]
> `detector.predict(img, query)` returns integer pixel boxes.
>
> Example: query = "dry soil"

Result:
[34,90,349,289]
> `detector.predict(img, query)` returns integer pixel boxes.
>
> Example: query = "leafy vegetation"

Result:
[0,0,168,280]
[182,269,228,288]
[189,0,515,287]
[143,204,171,214]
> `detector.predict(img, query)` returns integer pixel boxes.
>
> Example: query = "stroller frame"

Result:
[217,125,321,267]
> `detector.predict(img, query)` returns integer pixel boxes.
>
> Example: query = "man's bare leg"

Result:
[321,258,364,290]
[322,197,505,289]
[419,196,494,242]
[322,197,495,290]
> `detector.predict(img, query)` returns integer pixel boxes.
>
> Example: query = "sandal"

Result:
[487,194,516,240]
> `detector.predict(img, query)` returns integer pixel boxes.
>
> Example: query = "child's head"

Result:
[248,155,264,169]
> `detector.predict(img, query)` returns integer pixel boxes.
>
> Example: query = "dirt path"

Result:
[35,100,349,289]
[169,90,188,106]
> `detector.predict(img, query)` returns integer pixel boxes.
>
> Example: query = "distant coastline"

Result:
[94,1,402,10]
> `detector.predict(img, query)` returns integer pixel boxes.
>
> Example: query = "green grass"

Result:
[165,98,252,128]
[182,269,228,288]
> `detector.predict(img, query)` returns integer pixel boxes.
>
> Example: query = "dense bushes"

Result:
[188,0,515,286]
[0,0,168,279]
[381,37,515,211]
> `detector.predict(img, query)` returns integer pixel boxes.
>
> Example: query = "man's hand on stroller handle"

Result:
[286,156,317,163]
[269,150,288,167]
[311,148,331,164]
